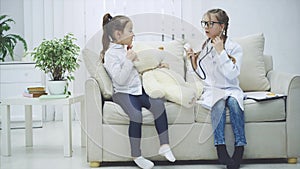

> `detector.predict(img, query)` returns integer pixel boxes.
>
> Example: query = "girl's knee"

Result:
[213,99,226,110]
[227,97,238,105]
[227,97,242,113]
[150,99,165,109]
[129,111,143,123]
[151,98,164,105]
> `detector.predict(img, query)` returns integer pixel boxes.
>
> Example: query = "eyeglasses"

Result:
[201,21,223,28]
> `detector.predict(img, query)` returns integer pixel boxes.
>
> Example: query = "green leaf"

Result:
[31,32,81,81]
[0,14,27,61]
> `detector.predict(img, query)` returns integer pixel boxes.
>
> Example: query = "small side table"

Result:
[0,94,85,157]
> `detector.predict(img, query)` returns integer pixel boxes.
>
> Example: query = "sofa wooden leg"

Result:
[287,158,298,164]
[90,161,101,168]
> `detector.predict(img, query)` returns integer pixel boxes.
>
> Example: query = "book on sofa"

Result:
[245,91,286,101]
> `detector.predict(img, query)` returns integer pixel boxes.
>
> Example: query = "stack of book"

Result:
[23,86,47,98]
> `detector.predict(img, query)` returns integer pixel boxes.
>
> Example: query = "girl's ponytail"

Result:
[101,13,113,63]
[100,13,131,63]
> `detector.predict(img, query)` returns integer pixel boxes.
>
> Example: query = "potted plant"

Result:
[0,14,27,62]
[31,33,80,95]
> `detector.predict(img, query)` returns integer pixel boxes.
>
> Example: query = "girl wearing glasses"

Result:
[187,9,247,169]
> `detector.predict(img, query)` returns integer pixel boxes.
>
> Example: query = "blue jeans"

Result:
[211,96,247,146]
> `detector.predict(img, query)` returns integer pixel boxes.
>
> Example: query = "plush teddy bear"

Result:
[132,46,203,108]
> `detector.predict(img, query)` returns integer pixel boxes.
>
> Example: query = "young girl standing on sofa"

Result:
[101,13,176,169]
[187,9,247,169]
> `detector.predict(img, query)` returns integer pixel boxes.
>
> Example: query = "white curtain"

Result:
[21,0,186,121]
[3,0,300,121]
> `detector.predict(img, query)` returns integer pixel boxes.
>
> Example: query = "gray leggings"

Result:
[112,91,169,157]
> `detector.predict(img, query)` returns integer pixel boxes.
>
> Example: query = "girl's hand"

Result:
[186,48,199,70]
[127,45,133,50]
[212,36,224,54]
[186,48,196,59]
[158,63,169,69]
[126,49,138,61]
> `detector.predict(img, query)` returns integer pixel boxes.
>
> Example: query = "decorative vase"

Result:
[47,80,67,95]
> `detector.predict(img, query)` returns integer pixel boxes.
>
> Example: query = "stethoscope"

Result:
[191,39,213,80]
[191,37,234,80]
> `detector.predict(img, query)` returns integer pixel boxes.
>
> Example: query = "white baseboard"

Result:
[0,120,43,130]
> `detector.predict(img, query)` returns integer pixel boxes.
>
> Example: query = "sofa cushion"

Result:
[103,101,195,125]
[194,97,286,123]
[235,33,270,91]
[82,48,113,99]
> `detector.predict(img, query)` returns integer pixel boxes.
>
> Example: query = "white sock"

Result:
[159,145,176,162]
[133,156,154,169]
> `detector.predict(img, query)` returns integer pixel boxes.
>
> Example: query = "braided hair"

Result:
[205,8,229,44]
[203,9,235,63]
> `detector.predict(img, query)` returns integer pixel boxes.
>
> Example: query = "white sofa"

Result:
[82,33,300,167]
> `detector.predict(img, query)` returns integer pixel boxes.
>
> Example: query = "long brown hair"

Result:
[101,13,131,63]
[204,8,229,44]
[200,9,236,63]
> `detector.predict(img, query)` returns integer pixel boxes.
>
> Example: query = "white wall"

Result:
[1,0,300,91]
[189,0,300,76]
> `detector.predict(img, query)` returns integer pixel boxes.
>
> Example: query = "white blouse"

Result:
[103,43,142,95]
[194,38,245,110]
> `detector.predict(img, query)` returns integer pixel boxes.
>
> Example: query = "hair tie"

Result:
[108,15,113,22]
[103,14,113,27]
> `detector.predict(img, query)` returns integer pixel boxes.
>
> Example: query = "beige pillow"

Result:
[235,33,270,91]
[82,48,113,99]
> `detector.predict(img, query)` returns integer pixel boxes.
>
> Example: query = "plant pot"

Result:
[48,80,67,95]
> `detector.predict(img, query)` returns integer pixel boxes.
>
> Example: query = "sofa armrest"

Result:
[267,70,300,158]
[85,77,103,162]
